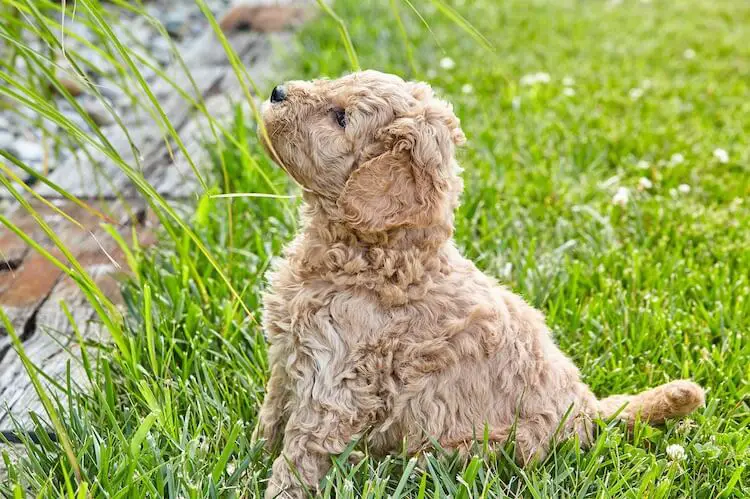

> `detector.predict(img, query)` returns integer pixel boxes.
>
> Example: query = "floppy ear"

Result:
[338,110,462,232]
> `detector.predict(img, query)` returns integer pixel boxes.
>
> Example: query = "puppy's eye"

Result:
[333,108,347,128]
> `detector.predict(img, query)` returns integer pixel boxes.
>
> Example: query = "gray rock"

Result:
[65,20,92,41]
[33,116,59,136]
[130,18,155,44]
[0,130,14,151]
[59,102,92,133]
[13,139,43,163]
[82,98,114,126]
[150,36,173,66]
[15,103,37,122]
[164,15,187,39]
[99,84,127,103]
[79,49,114,77]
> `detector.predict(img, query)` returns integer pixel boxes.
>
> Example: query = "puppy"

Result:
[257,70,704,498]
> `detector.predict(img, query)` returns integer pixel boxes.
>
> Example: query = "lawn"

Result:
[2,0,750,497]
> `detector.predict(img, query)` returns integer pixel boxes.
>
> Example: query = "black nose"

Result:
[270,85,287,103]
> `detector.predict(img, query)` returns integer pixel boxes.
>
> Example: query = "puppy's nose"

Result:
[270,85,287,103]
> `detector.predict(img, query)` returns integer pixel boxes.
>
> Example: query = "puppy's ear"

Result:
[338,100,464,232]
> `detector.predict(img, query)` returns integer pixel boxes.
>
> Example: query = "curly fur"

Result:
[257,70,704,498]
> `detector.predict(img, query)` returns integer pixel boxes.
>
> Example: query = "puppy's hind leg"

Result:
[598,380,705,427]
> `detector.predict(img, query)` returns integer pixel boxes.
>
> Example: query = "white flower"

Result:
[666,444,686,461]
[670,153,685,165]
[461,83,474,94]
[426,69,437,79]
[520,74,534,86]
[675,419,695,435]
[520,72,551,86]
[439,57,455,70]
[713,148,729,163]
[562,76,575,86]
[638,177,653,190]
[629,88,644,100]
[678,183,691,194]
[511,96,521,110]
[612,187,630,206]
[637,160,651,170]
[563,87,576,96]
[683,48,696,60]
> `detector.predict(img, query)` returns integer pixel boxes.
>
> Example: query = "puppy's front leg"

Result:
[265,403,362,499]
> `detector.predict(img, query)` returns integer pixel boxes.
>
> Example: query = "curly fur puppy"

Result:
[257,70,704,498]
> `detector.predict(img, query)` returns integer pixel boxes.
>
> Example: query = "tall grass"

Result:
[1,0,292,494]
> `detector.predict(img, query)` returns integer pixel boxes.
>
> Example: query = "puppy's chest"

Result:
[265,274,388,351]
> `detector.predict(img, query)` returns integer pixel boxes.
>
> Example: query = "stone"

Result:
[57,76,84,97]
[59,101,92,133]
[99,83,127,103]
[30,114,60,136]
[164,15,187,39]
[63,19,93,40]
[79,49,114,77]
[150,36,173,66]
[219,5,307,33]
[0,130,13,151]
[82,98,114,126]
[13,139,43,163]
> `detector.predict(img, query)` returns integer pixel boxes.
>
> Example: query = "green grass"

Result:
[2,0,750,497]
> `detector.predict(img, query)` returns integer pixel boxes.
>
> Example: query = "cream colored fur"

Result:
[257,70,704,498]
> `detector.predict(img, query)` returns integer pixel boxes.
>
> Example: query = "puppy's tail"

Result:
[597,379,704,426]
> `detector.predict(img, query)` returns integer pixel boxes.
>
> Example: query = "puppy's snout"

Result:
[270,85,287,103]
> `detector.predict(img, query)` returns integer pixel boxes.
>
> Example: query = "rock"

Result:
[34,116,60,136]
[57,76,84,97]
[12,139,43,163]
[164,15,187,39]
[126,18,155,46]
[82,98,114,126]
[219,5,307,33]
[58,101,90,129]
[79,49,114,77]
[62,17,92,40]
[99,84,126,103]
[54,57,80,94]
[0,130,14,152]
[150,36,173,66]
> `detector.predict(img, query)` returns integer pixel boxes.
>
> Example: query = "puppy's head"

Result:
[261,70,465,233]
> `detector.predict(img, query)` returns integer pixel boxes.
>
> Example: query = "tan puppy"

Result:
[257,70,704,498]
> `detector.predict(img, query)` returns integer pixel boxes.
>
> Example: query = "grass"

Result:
[2,0,750,497]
